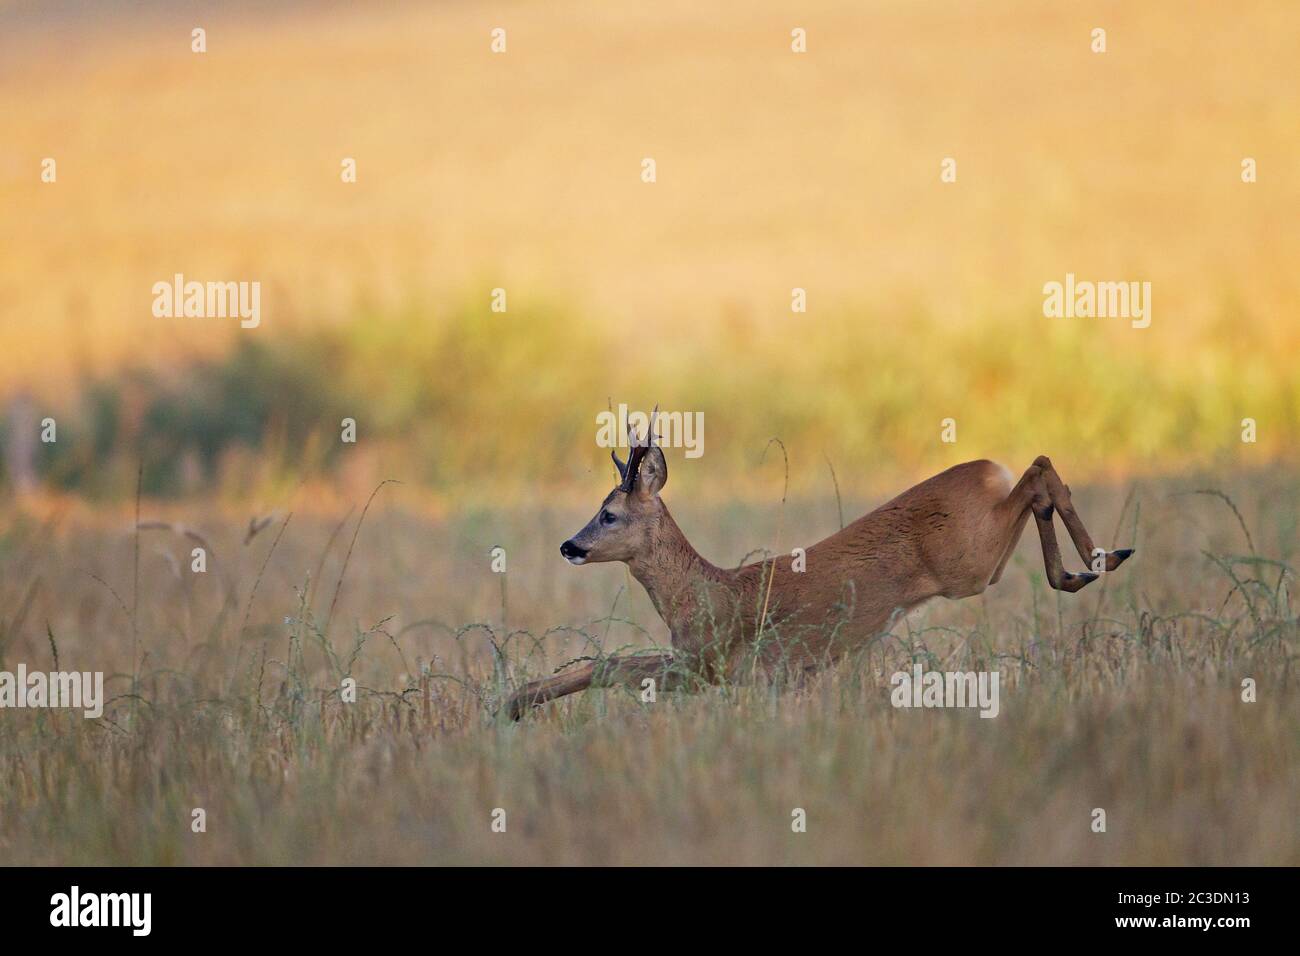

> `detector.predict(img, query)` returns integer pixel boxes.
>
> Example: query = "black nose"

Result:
[560,540,588,560]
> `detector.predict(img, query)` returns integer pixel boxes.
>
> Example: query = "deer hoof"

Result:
[1106,548,1135,571]
[1062,571,1099,592]
[502,691,530,722]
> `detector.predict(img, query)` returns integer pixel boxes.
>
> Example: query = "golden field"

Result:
[1,0,1298,497]
[0,470,1296,864]
[0,1,1296,865]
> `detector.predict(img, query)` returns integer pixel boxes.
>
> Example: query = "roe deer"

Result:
[506,410,1133,719]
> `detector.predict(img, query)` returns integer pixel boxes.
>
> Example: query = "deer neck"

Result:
[625,501,729,633]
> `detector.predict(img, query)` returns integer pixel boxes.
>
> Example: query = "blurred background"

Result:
[1,0,1297,507]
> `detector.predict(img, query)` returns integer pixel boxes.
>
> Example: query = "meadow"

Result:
[0,0,1297,865]
[0,466,1295,865]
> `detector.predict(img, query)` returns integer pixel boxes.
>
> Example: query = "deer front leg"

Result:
[504,661,596,720]
[505,653,679,721]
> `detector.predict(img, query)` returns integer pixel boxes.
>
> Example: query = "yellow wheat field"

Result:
[1,2,1298,489]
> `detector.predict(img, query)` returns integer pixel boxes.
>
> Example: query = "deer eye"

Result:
[600,509,618,525]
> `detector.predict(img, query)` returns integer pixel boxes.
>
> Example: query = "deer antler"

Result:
[618,404,659,493]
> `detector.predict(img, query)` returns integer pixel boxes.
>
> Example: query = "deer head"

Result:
[560,407,668,565]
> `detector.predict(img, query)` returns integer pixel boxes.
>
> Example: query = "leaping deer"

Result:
[506,410,1133,720]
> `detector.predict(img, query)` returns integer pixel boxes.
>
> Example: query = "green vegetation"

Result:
[8,297,1296,500]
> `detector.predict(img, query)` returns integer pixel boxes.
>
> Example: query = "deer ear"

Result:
[633,446,667,498]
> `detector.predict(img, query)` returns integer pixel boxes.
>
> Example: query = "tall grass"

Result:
[0,469,1294,864]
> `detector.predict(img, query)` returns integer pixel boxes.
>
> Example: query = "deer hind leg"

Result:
[988,499,1032,586]
[1032,456,1134,573]
[1033,489,1098,592]
[505,653,681,721]
[994,460,1104,593]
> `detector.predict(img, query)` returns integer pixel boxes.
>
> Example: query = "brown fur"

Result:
[507,450,1133,719]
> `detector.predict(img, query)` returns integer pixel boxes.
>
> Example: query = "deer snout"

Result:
[560,540,589,564]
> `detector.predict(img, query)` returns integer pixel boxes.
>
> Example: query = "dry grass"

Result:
[0,468,1295,864]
